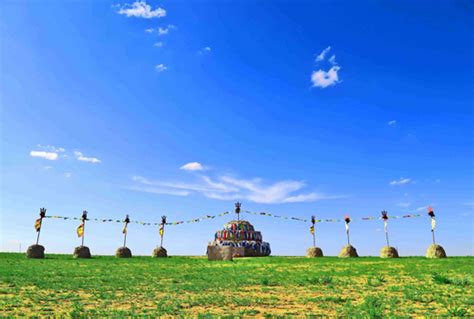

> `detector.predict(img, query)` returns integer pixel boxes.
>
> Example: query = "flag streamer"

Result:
[40,210,424,227]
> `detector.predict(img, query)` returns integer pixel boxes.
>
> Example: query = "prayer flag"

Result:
[34,218,42,232]
[77,223,84,237]
[310,225,314,234]
[431,218,436,230]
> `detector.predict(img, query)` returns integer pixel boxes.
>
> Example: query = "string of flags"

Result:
[243,210,422,223]
[44,211,231,226]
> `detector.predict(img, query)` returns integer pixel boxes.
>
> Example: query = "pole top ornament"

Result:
[235,202,241,214]
[40,207,47,218]
[81,210,88,221]
[381,210,388,220]
[427,206,435,218]
[344,215,351,224]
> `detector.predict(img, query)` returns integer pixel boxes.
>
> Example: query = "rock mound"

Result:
[306,247,324,257]
[338,245,358,258]
[207,245,233,261]
[380,246,399,258]
[152,246,167,258]
[26,244,45,259]
[116,247,132,258]
[426,244,447,258]
[73,246,91,259]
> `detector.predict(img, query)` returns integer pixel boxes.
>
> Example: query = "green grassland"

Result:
[1,253,473,317]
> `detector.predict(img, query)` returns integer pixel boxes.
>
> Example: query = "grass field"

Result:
[1,253,473,317]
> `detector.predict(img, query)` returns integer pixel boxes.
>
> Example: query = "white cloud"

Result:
[74,151,101,164]
[198,46,211,55]
[329,55,337,65]
[117,1,166,18]
[155,64,167,72]
[180,162,204,171]
[153,41,163,48]
[130,173,344,204]
[30,151,58,161]
[144,28,154,33]
[388,120,397,126]
[158,24,176,36]
[64,172,72,178]
[389,178,412,186]
[37,145,65,153]
[416,205,429,212]
[315,46,331,62]
[311,66,341,88]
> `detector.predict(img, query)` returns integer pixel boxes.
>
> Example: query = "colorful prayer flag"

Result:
[77,223,84,237]
[159,225,164,237]
[431,218,436,230]
[384,220,388,233]
[34,218,42,232]
[310,225,314,234]
[122,224,128,234]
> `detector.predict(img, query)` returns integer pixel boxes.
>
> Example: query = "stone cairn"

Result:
[27,208,47,259]
[116,214,132,258]
[425,207,446,258]
[73,210,91,258]
[152,216,168,257]
[339,215,358,257]
[307,216,323,257]
[379,210,399,258]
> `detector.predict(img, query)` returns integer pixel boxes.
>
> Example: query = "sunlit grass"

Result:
[0,253,472,316]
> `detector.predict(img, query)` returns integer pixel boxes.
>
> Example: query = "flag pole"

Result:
[235,202,241,223]
[81,210,88,247]
[311,216,316,247]
[160,216,166,247]
[344,215,351,246]
[36,208,46,245]
[123,214,130,247]
[428,207,436,245]
[381,210,390,247]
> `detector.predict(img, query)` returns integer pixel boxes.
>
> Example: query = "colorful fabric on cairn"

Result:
[211,220,271,257]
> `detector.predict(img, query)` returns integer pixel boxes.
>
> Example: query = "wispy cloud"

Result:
[311,66,341,88]
[153,41,164,48]
[315,46,331,62]
[144,28,154,33]
[155,64,167,72]
[30,151,59,161]
[74,151,101,164]
[157,24,176,36]
[129,172,345,204]
[329,54,337,65]
[117,1,166,19]
[180,162,204,171]
[388,120,397,126]
[64,172,72,178]
[389,178,412,186]
[198,46,211,55]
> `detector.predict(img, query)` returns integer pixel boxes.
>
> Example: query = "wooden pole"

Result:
[36,219,42,245]
[81,220,85,246]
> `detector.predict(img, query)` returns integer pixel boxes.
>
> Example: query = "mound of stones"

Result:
[338,245,358,258]
[26,244,45,259]
[207,245,233,261]
[116,247,132,258]
[306,247,324,258]
[380,246,399,258]
[152,246,167,258]
[426,244,447,258]
[73,246,91,258]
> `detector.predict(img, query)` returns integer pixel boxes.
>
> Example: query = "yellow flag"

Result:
[34,218,42,232]
[309,225,314,235]
[77,223,84,237]
[159,225,164,237]
[431,218,436,230]
[122,224,128,234]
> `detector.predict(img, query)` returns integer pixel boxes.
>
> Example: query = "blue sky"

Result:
[1,1,473,256]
